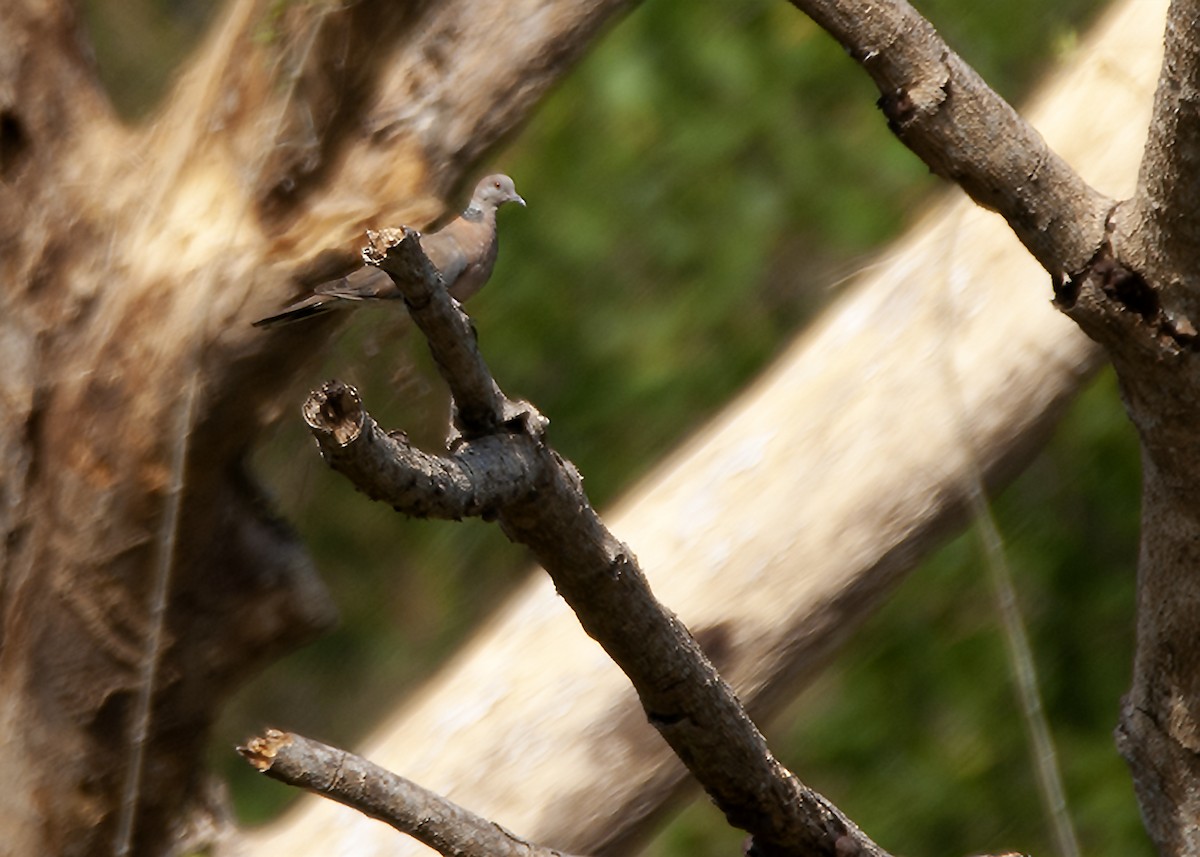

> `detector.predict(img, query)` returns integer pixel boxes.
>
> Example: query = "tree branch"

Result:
[303,381,542,519]
[1117,0,1200,316]
[239,730,583,857]
[1059,4,1200,853]
[305,231,892,857]
[788,0,1113,276]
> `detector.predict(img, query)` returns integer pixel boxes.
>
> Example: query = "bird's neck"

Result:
[461,205,488,223]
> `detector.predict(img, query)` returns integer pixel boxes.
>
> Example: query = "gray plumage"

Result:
[253,174,525,328]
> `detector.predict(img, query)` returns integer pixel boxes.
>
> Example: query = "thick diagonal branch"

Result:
[789,0,1113,276]
[493,445,886,857]
[239,730,583,857]
[307,235,892,857]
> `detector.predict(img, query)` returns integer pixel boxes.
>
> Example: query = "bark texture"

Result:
[1059,2,1200,850]
[0,1,629,854]
[789,0,1114,275]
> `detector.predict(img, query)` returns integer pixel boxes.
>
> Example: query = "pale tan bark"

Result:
[247,2,1163,855]
[0,1,628,854]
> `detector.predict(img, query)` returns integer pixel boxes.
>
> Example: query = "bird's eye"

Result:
[493,181,502,189]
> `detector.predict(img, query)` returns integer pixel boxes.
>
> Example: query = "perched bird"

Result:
[253,174,526,327]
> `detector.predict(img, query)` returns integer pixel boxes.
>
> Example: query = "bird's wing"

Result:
[314,266,396,301]
[251,268,397,327]
[419,229,470,287]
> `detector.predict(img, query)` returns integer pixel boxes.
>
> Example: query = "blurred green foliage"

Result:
[87,0,1146,853]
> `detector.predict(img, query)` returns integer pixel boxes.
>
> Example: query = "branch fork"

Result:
[281,226,893,856]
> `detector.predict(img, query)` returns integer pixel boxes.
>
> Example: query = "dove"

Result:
[253,174,525,327]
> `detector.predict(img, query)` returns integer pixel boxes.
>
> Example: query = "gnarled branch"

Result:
[303,231,891,857]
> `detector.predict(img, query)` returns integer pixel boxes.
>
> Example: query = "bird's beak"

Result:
[514,194,527,207]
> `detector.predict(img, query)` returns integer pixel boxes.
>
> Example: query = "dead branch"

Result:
[362,228,539,436]
[303,231,892,857]
[239,730,583,857]
[787,0,1114,276]
[303,381,542,519]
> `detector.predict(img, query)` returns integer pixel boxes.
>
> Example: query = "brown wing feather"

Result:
[252,175,519,327]
[419,230,469,286]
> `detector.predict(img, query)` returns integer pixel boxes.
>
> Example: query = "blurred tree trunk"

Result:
[0,1,628,854]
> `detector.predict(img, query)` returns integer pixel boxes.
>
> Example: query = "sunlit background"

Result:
[84,1,1146,854]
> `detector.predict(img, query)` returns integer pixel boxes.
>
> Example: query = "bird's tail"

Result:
[251,294,340,328]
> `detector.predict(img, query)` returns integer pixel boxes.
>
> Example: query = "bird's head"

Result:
[473,174,526,210]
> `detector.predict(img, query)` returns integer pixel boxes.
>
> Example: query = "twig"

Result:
[239,730,583,857]
[303,380,542,519]
[304,230,894,857]
[787,0,1113,276]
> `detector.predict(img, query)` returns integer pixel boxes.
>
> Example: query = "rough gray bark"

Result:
[789,0,1115,276]
[239,730,584,857]
[1064,1,1200,851]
